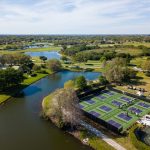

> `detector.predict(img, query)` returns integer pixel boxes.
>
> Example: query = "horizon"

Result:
[0,34,150,36]
[0,0,150,34]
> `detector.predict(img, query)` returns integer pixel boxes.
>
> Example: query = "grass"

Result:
[0,46,61,54]
[114,55,150,97]
[129,125,150,150]
[80,129,115,150]
[111,124,150,150]
[115,71,150,97]
[20,46,61,52]
[115,48,143,56]
[123,42,150,47]
[130,57,148,67]
[0,70,52,104]
[63,60,103,72]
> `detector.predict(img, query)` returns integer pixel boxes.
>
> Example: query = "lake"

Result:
[0,71,100,150]
[25,51,61,59]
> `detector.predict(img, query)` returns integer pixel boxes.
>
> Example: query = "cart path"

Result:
[81,121,126,150]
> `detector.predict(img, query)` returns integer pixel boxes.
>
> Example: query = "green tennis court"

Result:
[80,89,150,133]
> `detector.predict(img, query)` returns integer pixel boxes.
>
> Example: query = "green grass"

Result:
[80,129,115,150]
[123,42,150,47]
[80,90,150,132]
[115,48,143,56]
[63,60,102,72]
[130,57,148,67]
[129,125,150,150]
[0,71,52,104]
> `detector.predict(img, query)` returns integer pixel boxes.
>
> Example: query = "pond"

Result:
[25,51,61,60]
[0,71,100,150]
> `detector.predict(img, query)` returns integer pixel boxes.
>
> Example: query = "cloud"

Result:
[0,0,149,34]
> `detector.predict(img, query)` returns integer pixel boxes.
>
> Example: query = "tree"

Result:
[103,58,128,83]
[75,76,87,90]
[0,53,32,67]
[116,53,131,63]
[40,56,47,63]
[100,56,106,62]
[124,68,137,80]
[0,55,6,66]
[47,59,62,72]
[98,76,108,85]
[42,88,82,128]
[0,68,24,91]
[61,56,68,61]
[142,60,150,72]
[64,80,75,89]
[32,64,41,72]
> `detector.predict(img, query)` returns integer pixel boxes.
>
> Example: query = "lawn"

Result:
[80,129,115,150]
[63,60,103,72]
[115,71,150,97]
[115,48,143,56]
[130,57,148,67]
[80,89,150,132]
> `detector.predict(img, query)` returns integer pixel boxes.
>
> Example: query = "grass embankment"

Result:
[0,70,52,104]
[0,46,61,54]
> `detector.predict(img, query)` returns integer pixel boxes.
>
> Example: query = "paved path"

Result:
[81,121,126,150]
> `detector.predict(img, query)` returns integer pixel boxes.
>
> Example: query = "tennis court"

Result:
[80,89,150,133]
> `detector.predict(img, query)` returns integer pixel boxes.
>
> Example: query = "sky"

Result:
[0,0,150,34]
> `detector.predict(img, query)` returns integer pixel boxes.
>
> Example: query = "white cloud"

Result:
[0,0,149,34]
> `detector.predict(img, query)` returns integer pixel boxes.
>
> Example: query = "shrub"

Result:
[47,59,62,72]
[98,76,108,85]
[75,76,87,90]
[32,65,41,71]
[30,73,37,77]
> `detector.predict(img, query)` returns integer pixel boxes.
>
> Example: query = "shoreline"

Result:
[42,115,114,150]
[0,72,52,105]
[0,69,100,105]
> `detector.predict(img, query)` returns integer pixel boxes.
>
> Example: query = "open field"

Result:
[80,89,150,133]
[63,60,103,72]
[130,57,148,67]
[98,42,150,48]
[115,48,143,56]
[85,47,143,56]
[123,42,150,47]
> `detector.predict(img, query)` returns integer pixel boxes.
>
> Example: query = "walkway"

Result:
[81,121,126,150]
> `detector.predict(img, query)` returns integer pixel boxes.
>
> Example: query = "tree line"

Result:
[0,53,32,66]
